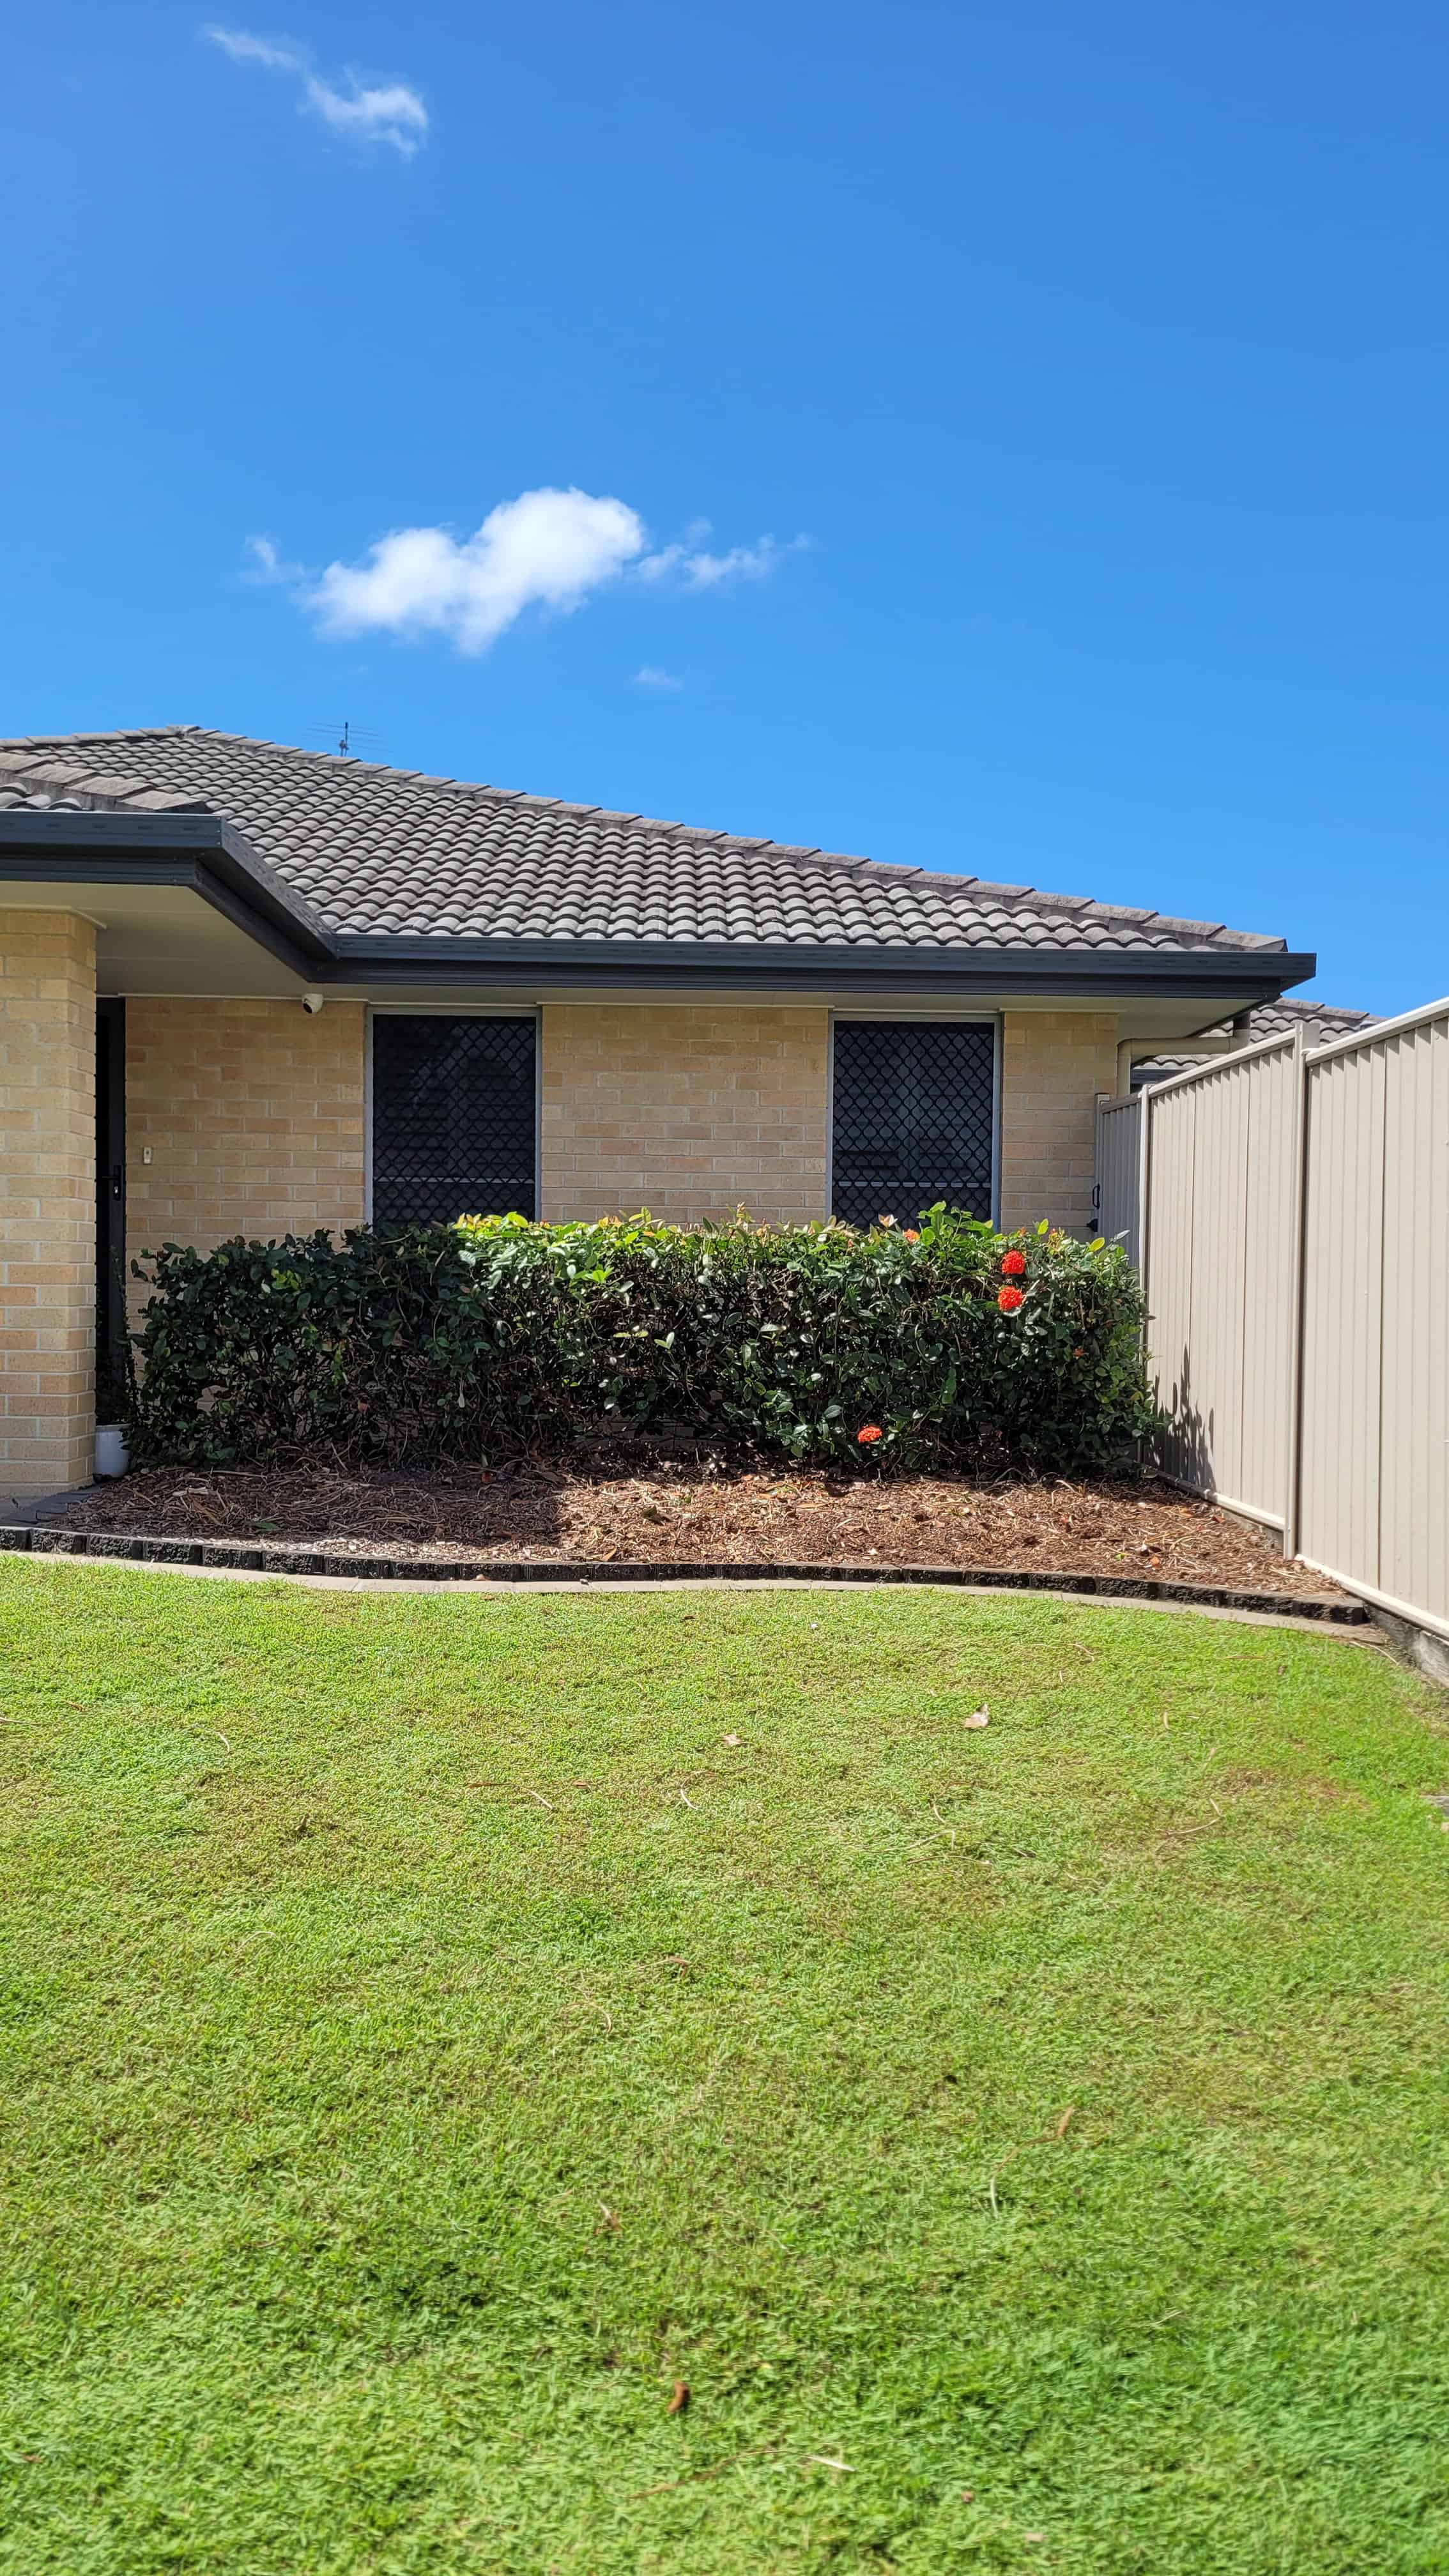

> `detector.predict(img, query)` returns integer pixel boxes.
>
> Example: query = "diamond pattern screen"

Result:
[831,1019,996,1229]
[371,1015,537,1230]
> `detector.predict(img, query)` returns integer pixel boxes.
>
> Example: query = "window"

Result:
[831,1019,995,1229]
[370,1015,536,1230]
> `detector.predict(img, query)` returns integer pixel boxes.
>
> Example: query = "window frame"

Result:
[364,1002,542,1227]
[825,1008,1002,1231]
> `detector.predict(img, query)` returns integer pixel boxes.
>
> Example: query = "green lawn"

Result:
[1,1563,1446,2575]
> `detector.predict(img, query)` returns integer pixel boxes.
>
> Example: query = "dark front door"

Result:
[370,1014,538,1230]
[95,999,126,1412]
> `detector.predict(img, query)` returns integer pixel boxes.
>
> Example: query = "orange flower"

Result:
[902,1228,920,1243]
[997,1285,1024,1314]
[857,1423,884,1444]
[1000,1248,1027,1277]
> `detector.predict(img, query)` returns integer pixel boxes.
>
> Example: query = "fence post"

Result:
[1282,1026,1310,1558]
[1135,1077,1153,1320]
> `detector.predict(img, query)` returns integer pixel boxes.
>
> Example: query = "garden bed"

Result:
[50,1458,1348,1599]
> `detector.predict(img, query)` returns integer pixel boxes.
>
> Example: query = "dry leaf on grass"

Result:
[667,2379,690,2414]
[962,1704,990,1729]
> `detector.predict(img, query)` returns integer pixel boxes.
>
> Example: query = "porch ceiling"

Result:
[0,878,310,999]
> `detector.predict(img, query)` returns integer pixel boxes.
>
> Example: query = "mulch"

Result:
[50,1455,1347,1599]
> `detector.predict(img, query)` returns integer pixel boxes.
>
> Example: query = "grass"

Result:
[0,1563,1446,2575]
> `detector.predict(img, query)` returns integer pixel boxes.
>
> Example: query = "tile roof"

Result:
[0,726,1292,956]
[1131,996,1374,1085]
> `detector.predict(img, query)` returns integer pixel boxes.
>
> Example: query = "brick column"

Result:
[0,910,97,1500]
[998,1009,1119,1236]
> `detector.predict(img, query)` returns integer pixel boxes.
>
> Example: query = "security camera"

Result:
[301,990,326,1015]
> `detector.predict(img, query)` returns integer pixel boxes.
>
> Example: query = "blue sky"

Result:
[4,1,1446,1013]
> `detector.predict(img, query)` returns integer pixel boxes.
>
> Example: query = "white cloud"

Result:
[243,533,304,584]
[206,26,302,69]
[256,487,802,656]
[306,77,427,150]
[638,535,790,588]
[307,488,648,653]
[635,665,683,690]
[203,25,429,156]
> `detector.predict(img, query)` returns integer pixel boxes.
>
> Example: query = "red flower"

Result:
[857,1423,884,1444]
[1000,1248,1027,1276]
[997,1285,1024,1313]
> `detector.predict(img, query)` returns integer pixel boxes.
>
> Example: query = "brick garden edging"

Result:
[0,1522,1368,1623]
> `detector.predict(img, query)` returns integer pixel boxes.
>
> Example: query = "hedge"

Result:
[126,1206,1157,1475]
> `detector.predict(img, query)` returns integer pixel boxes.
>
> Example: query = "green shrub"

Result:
[128,1208,1156,1475]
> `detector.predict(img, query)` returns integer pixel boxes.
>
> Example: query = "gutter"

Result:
[327,933,1316,999]
[0,811,1317,1000]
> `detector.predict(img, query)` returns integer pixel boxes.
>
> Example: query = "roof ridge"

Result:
[0,726,199,747]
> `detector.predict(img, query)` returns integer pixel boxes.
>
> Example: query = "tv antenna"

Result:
[300,719,384,762]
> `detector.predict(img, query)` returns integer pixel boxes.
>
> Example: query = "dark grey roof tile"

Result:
[0,726,1299,957]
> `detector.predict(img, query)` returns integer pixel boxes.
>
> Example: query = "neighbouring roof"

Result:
[0,726,1294,957]
[1131,995,1375,1085]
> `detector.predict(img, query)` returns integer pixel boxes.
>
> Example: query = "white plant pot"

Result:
[95,1423,130,1480]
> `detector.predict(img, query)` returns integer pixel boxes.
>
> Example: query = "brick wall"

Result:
[0,910,96,1497]
[539,1004,829,1225]
[997,1009,1119,1234]
[111,1000,1116,1296]
[125,999,366,1269]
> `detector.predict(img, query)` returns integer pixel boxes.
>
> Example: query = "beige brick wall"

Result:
[0,910,97,1498]
[997,1009,1119,1234]
[125,999,366,1271]
[540,1004,829,1224]
[106,1000,1114,1317]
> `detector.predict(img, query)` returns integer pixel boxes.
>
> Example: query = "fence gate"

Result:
[1094,1091,1141,1265]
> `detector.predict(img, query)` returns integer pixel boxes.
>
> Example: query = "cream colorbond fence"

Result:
[1096,997,1449,1648]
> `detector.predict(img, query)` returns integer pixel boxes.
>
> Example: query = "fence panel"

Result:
[1143,1038,1298,1531]
[1094,1000,1449,1640]
[1297,1008,1449,1630]
[1094,1092,1141,1262]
